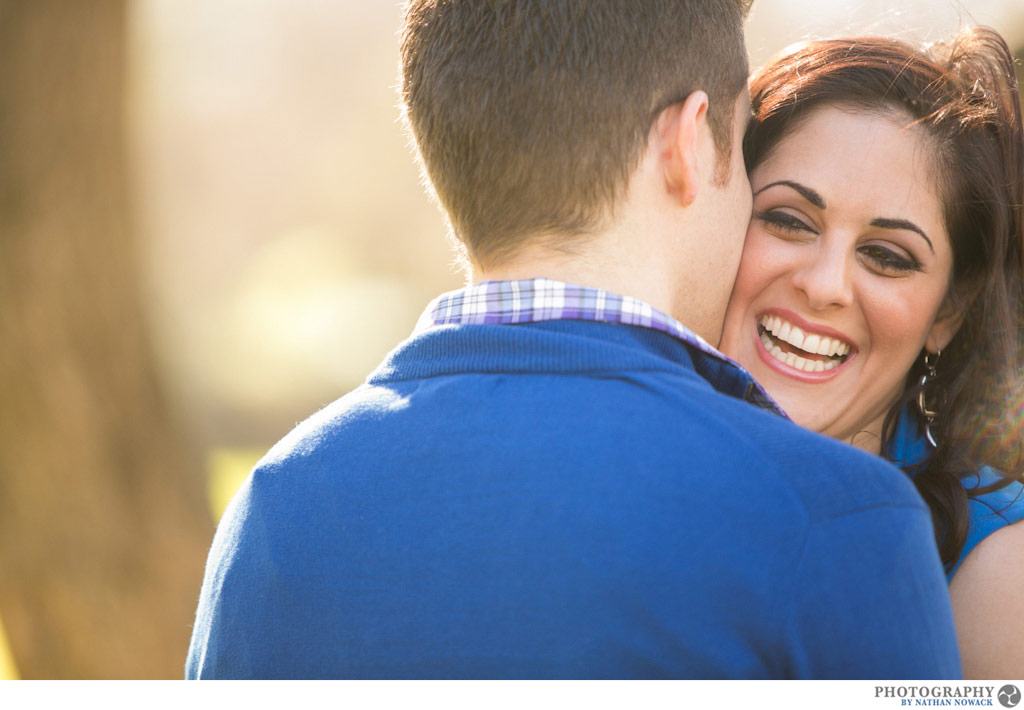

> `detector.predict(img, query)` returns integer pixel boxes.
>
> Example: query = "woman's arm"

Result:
[949,520,1024,679]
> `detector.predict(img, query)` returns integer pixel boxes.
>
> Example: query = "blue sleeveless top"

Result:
[888,409,1024,581]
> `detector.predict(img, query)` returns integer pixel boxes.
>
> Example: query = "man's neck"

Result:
[471,233,687,335]
[468,138,735,348]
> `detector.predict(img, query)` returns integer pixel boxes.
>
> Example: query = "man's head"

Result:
[400,0,753,271]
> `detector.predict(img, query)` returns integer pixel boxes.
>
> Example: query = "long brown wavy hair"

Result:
[744,27,1024,570]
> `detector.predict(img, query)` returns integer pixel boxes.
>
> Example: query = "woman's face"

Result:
[719,106,960,451]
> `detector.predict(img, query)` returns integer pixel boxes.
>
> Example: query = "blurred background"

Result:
[1,0,1022,679]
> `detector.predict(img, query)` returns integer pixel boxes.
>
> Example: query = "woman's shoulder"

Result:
[887,406,1024,580]
[948,488,1024,678]
[950,467,1024,580]
[963,467,1024,527]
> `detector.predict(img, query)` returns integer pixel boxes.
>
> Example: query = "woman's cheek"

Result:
[737,233,788,295]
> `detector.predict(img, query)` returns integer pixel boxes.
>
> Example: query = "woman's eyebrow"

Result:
[754,180,936,254]
[870,217,935,253]
[753,180,825,209]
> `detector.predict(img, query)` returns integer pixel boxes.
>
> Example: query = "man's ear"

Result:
[660,90,709,207]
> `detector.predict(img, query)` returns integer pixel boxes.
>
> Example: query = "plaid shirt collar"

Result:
[415,278,784,415]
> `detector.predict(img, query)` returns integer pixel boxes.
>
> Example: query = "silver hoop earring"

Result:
[917,349,941,447]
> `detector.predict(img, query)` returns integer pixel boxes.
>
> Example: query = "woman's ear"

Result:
[926,278,982,353]
[659,90,709,207]
[925,300,966,354]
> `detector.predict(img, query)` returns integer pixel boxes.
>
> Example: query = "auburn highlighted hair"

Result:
[745,27,1024,569]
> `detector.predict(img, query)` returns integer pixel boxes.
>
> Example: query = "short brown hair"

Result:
[400,0,752,268]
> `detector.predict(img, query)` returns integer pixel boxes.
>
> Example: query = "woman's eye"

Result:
[858,244,921,273]
[755,211,814,236]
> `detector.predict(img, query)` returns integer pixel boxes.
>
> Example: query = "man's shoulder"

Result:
[255,366,924,528]
[728,401,924,520]
[192,365,943,680]
[628,375,927,522]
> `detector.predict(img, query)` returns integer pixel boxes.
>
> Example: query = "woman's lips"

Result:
[754,309,856,381]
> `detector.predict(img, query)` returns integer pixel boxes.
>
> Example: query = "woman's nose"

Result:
[791,239,854,311]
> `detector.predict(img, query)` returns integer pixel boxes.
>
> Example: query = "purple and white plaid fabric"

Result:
[414,278,782,413]
[416,278,717,352]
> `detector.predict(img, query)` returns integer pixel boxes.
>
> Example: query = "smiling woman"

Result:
[722,108,959,443]
[720,27,1024,678]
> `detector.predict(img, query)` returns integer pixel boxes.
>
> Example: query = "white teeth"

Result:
[766,349,842,373]
[757,313,851,373]
[821,336,850,357]
[789,326,806,351]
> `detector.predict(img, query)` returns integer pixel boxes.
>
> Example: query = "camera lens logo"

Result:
[999,685,1021,708]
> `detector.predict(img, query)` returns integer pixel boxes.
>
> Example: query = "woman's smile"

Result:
[753,309,855,379]
[720,106,960,451]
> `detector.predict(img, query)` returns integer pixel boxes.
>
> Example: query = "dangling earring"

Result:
[917,349,941,447]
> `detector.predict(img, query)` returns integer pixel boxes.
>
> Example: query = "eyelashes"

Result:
[858,244,921,272]
[754,210,923,274]
[756,211,812,235]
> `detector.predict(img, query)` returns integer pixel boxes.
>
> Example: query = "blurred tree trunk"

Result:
[1016,44,1024,95]
[0,1,213,678]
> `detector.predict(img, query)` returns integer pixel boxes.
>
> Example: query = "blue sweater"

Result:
[186,320,961,678]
